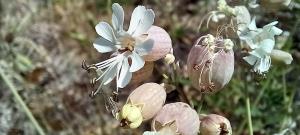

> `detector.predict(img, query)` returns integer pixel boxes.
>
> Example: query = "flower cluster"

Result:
[82,1,294,135]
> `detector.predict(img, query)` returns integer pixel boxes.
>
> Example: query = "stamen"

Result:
[95,56,119,67]
[119,35,136,52]
[95,61,117,81]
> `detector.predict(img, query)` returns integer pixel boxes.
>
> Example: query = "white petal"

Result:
[265,21,278,27]
[127,6,146,34]
[112,3,124,32]
[132,10,155,37]
[235,6,251,32]
[117,58,132,88]
[271,27,283,35]
[259,39,275,54]
[129,51,145,72]
[102,62,118,85]
[134,39,154,56]
[127,6,155,37]
[95,22,116,43]
[93,37,117,53]
[263,21,282,36]
[249,50,263,58]
[249,39,274,58]
[256,56,271,73]
[102,55,125,85]
[248,18,258,31]
[243,55,258,65]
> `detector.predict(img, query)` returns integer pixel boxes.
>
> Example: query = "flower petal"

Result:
[93,37,117,53]
[248,18,258,31]
[127,6,155,37]
[129,51,145,72]
[235,6,251,33]
[117,58,132,88]
[243,55,257,65]
[102,55,125,85]
[112,3,124,32]
[127,6,146,34]
[102,62,118,85]
[135,39,154,56]
[255,56,271,73]
[259,39,275,54]
[95,22,116,43]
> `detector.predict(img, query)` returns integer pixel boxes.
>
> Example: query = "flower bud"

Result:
[152,102,200,135]
[143,26,173,61]
[127,83,166,120]
[119,104,143,128]
[270,49,293,65]
[187,35,234,93]
[163,53,175,65]
[119,83,166,128]
[199,114,232,135]
[261,0,291,12]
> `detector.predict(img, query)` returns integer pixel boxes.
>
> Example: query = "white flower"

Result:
[92,3,155,91]
[239,18,283,74]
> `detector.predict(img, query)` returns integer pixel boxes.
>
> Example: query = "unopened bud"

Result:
[199,114,232,135]
[120,83,166,128]
[261,0,291,12]
[143,26,173,61]
[217,0,236,16]
[152,102,200,135]
[119,103,143,128]
[224,39,234,51]
[127,83,166,120]
[270,49,293,65]
[163,53,175,65]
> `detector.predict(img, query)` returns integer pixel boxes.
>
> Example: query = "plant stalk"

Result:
[246,97,253,135]
[0,67,46,135]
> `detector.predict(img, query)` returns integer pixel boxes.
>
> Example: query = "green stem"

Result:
[0,67,46,135]
[237,78,270,134]
[246,97,254,135]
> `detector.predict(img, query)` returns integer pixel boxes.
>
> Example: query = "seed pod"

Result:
[143,26,173,61]
[130,62,154,85]
[199,114,232,135]
[187,34,234,93]
[270,49,293,65]
[152,102,200,135]
[119,83,166,128]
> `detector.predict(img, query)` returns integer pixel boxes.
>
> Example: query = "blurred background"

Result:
[0,0,300,135]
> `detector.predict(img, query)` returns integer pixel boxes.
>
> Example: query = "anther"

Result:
[112,91,119,102]
[193,64,201,70]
